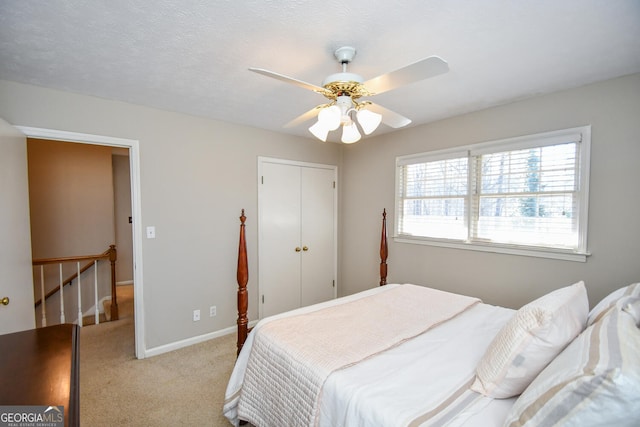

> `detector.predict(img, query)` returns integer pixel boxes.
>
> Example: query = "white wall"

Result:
[340,73,640,309]
[0,80,342,351]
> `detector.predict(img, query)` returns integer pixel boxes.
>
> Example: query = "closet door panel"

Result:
[260,162,302,318]
[300,167,335,307]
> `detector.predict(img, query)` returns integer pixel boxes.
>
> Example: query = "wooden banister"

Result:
[33,245,118,322]
[32,247,113,265]
[34,259,95,307]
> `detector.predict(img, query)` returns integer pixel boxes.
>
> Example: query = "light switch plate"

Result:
[146,226,156,239]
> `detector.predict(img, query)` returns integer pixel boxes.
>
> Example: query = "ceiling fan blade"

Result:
[366,103,412,128]
[283,105,325,128]
[249,67,331,96]
[363,56,448,95]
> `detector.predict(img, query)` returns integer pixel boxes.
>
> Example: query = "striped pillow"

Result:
[471,282,588,398]
[587,282,640,326]
[622,297,640,326]
[503,304,640,427]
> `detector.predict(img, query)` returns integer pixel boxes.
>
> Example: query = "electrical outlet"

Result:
[210,306,217,317]
[193,309,200,321]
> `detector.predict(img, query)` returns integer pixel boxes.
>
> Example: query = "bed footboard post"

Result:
[237,209,249,356]
[380,209,388,286]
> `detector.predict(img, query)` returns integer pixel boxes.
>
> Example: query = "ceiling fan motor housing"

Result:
[323,71,363,84]
[321,46,371,99]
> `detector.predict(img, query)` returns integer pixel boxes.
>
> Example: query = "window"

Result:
[395,126,591,261]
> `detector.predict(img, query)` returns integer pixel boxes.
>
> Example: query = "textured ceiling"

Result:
[1,1,639,142]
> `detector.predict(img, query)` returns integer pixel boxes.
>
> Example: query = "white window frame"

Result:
[394,126,591,262]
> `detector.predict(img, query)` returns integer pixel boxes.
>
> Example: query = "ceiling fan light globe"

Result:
[318,105,341,131]
[309,120,330,142]
[341,122,361,144]
[356,109,382,135]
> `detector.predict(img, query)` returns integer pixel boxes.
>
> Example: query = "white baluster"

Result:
[40,265,47,327]
[59,263,65,324]
[94,260,99,325]
[77,262,83,327]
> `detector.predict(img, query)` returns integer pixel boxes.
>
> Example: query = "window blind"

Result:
[395,126,590,258]
[471,141,580,248]
[398,155,468,240]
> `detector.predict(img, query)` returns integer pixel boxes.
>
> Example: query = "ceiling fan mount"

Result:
[249,46,449,143]
[334,46,357,64]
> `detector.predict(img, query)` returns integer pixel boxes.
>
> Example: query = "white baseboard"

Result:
[143,319,259,358]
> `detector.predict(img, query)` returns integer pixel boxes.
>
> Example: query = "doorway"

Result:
[17,126,146,359]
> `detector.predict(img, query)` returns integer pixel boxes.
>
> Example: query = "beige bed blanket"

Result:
[237,284,480,427]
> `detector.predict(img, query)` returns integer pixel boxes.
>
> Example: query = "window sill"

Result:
[394,236,590,262]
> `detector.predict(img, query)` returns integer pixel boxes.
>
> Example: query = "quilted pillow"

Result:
[471,281,588,398]
[503,304,640,427]
[587,282,640,326]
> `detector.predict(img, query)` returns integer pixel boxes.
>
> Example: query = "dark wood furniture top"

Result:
[0,324,80,427]
[235,209,389,356]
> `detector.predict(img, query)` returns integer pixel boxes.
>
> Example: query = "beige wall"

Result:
[112,153,134,283]
[0,79,342,350]
[340,73,640,309]
[27,138,115,258]
[1,73,639,350]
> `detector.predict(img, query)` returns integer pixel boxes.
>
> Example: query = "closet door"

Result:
[300,166,335,307]
[259,158,337,319]
[260,162,302,318]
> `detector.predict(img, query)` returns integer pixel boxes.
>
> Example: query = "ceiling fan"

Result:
[249,46,448,143]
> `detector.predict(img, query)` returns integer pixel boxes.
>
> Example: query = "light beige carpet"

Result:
[80,285,236,426]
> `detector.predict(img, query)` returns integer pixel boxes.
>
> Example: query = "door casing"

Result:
[16,126,146,359]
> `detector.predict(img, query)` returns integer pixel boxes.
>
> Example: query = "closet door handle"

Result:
[302,246,309,251]
[295,247,302,252]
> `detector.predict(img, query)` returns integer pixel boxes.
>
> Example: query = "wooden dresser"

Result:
[0,324,79,427]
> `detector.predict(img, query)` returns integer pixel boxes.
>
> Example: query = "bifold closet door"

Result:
[259,160,336,318]
[260,162,302,318]
[300,166,335,307]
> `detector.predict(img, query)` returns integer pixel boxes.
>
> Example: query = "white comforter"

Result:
[224,284,516,427]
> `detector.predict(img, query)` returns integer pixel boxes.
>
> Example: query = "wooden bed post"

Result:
[236,209,249,356]
[380,209,388,286]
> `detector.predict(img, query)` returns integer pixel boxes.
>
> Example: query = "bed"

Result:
[224,210,640,427]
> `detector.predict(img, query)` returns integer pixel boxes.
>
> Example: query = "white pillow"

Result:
[503,305,640,427]
[471,281,588,398]
[587,282,640,326]
[622,297,640,327]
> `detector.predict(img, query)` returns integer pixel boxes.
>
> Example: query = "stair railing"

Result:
[33,245,118,327]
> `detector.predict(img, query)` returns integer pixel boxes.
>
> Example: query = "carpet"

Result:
[80,285,236,426]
